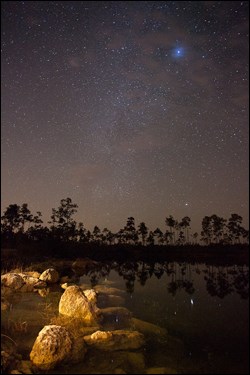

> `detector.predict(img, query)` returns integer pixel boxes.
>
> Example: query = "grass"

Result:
[1,333,18,346]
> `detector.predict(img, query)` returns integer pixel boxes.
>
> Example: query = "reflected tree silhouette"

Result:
[204,264,248,299]
[73,261,248,299]
[86,264,111,287]
[164,262,196,296]
[125,278,135,294]
[137,268,150,286]
[234,269,249,299]
[167,281,179,296]
[183,280,195,294]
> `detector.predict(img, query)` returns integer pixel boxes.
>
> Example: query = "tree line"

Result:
[1,197,249,247]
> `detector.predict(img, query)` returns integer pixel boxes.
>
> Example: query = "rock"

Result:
[1,350,11,372]
[60,283,69,289]
[1,297,11,310]
[126,352,145,373]
[79,325,101,335]
[83,289,97,304]
[15,274,42,292]
[72,258,99,271]
[101,306,132,318]
[33,280,47,289]
[101,306,132,328]
[37,288,50,297]
[50,314,101,337]
[1,286,14,296]
[60,282,79,290]
[131,318,168,337]
[60,275,71,283]
[59,285,101,324]
[1,348,21,374]
[97,293,125,308]
[39,268,59,284]
[94,285,125,295]
[24,271,41,279]
[1,273,24,290]
[84,329,145,351]
[19,274,39,286]
[1,273,47,293]
[17,360,33,374]
[30,325,72,370]
[70,335,88,363]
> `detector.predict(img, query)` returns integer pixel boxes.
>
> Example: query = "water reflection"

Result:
[2,259,249,374]
[80,261,249,299]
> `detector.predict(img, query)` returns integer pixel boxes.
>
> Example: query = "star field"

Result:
[1,1,249,235]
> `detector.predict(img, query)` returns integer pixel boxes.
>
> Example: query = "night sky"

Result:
[1,1,249,235]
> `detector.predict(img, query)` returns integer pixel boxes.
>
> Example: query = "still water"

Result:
[1,261,249,374]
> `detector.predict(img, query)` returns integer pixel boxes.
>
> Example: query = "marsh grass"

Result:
[49,314,99,338]
[1,262,25,275]
[37,301,58,322]
[6,318,28,334]
[1,333,18,347]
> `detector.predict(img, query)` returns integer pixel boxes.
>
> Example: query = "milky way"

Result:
[1,1,249,235]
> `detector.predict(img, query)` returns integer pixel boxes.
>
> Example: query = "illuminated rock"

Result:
[59,285,101,323]
[39,268,59,284]
[30,325,72,370]
[1,273,24,290]
[84,329,145,351]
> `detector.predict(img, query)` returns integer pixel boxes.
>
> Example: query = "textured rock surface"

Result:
[84,329,145,351]
[30,325,72,370]
[59,285,101,323]
[39,268,59,284]
[1,273,24,290]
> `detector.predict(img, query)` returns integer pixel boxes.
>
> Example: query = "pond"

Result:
[1,260,249,374]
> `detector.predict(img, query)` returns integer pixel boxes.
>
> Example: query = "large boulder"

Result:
[59,285,101,324]
[84,329,145,351]
[30,325,72,370]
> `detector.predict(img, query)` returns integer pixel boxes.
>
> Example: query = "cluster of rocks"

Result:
[1,264,178,374]
[29,282,146,372]
[1,268,59,294]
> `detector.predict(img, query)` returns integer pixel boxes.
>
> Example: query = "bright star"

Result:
[172,47,185,58]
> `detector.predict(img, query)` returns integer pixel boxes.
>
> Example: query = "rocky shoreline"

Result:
[1,259,181,374]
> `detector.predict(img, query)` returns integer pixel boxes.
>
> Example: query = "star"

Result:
[172,47,185,58]
[1,1,248,236]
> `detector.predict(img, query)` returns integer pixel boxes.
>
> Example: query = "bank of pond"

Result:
[1,257,249,374]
